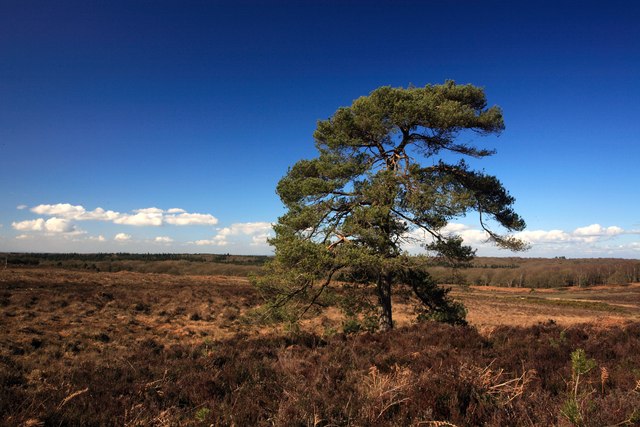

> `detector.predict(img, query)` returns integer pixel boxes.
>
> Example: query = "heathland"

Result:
[1,254,640,426]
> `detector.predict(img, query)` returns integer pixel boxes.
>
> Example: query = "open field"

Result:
[2,267,640,425]
[4,253,640,288]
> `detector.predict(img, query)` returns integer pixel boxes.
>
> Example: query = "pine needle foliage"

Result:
[255,81,527,331]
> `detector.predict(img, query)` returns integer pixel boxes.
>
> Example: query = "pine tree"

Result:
[256,81,527,331]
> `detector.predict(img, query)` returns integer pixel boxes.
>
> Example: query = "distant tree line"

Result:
[1,253,270,267]
[2,253,638,287]
[429,257,640,287]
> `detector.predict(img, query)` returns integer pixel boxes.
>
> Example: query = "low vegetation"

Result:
[1,267,640,425]
[3,253,640,287]
[4,320,640,426]
[2,253,265,276]
[432,257,640,288]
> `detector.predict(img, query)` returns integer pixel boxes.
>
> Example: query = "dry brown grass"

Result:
[0,268,262,352]
[2,267,640,426]
[449,282,640,331]
[2,268,638,348]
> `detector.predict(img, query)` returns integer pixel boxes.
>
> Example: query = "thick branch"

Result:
[327,234,350,251]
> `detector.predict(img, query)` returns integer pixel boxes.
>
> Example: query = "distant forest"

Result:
[2,252,268,265]
[428,256,640,288]
[2,252,639,288]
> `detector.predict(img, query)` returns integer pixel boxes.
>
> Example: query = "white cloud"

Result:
[489,224,631,246]
[80,207,121,221]
[114,209,164,226]
[165,212,218,226]
[15,234,31,240]
[114,233,131,241]
[193,222,273,247]
[31,203,120,221]
[13,218,45,231]
[573,224,604,236]
[440,223,471,234]
[25,203,218,227]
[400,221,639,258]
[516,229,572,243]
[136,207,164,214]
[16,204,27,210]
[211,222,273,246]
[573,224,624,237]
[194,234,229,246]
[89,235,106,242]
[217,222,273,237]
[402,223,489,246]
[195,219,636,256]
[194,239,221,246]
[457,229,491,244]
[32,203,85,218]
[11,216,84,237]
[251,233,271,246]
[154,236,173,243]
[43,217,76,233]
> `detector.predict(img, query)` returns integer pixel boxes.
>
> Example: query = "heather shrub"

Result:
[2,273,640,427]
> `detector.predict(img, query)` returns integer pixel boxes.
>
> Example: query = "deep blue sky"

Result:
[1,0,639,257]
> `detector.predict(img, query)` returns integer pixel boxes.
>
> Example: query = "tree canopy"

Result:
[256,81,526,331]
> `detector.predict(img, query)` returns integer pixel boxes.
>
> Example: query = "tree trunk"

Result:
[377,274,393,331]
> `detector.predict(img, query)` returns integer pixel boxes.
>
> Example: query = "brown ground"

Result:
[2,268,638,358]
[451,283,640,332]
[2,268,640,426]
[0,268,259,357]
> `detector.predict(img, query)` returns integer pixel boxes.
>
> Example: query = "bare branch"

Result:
[297,268,338,319]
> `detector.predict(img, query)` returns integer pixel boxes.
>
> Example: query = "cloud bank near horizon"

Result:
[193,222,273,247]
[3,203,639,257]
[406,222,640,257]
[7,202,273,251]
[11,203,219,240]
